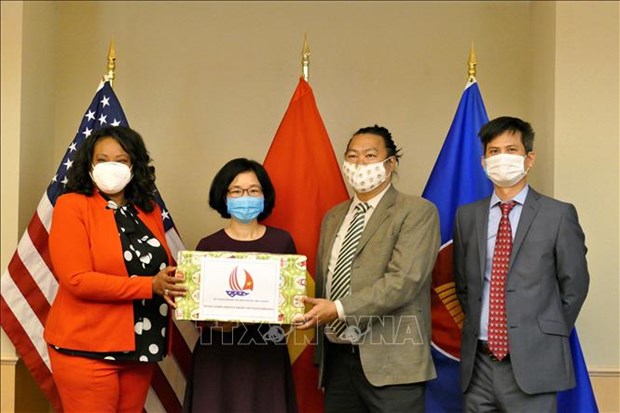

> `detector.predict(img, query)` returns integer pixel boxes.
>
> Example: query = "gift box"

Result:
[174,250,307,324]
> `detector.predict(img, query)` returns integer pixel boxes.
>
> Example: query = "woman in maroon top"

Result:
[183,158,298,413]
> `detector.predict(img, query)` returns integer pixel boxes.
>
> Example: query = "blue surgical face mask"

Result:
[226,196,265,223]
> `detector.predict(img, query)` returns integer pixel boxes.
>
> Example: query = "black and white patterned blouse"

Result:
[54,198,169,363]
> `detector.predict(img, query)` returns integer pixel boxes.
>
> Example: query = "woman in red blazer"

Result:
[45,126,185,412]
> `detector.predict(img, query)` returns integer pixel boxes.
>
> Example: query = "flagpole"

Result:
[103,40,116,86]
[468,42,477,83]
[301,34,311,82]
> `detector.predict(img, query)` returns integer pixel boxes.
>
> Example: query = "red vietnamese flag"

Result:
[263,77,348,413]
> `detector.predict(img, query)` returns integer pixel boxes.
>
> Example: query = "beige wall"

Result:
[50,0,533,250]
[2,1,618,411]
[529,0,620,374]
[18,1,56,232]
[1,1,23,412]
[527,1,556,195]
[542,3,619,410]
[553,4,619,406]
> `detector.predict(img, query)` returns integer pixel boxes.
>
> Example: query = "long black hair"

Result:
[65,126,157,212]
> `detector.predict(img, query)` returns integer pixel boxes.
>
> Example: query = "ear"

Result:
[525,151,536,170]
[480,155,487,170]
[385,156,397,174]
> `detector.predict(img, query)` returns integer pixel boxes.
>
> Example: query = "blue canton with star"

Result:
[48,81,176,232]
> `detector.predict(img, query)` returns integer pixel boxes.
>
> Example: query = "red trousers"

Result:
[49,347,155,413]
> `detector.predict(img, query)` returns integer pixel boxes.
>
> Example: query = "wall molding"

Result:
[1,355,18,366]
[589,368,620,377]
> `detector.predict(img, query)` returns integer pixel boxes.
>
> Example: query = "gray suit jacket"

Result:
[315,186,440,387]
[454,188,589,394]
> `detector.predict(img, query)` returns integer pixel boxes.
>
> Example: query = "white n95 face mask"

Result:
[90,162,133,194]
[342,158,392,193]
[484,154,528,188]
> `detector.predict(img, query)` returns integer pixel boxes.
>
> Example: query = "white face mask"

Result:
[342,158,392,193]
[90,162,132,194]
[484,154,529,188]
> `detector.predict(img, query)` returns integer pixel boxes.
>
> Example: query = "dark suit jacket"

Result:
[454,187,589,394]
[315,186,440,387]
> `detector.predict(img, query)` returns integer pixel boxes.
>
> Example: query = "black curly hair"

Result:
[347,124,402,162]
[64,126,157,212]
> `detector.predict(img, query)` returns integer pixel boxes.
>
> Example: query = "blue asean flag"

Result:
[422,79,493,412]
[558,330,599,412]
[421,79,598,412]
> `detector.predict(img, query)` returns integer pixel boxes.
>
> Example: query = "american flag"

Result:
[0,80,196,412]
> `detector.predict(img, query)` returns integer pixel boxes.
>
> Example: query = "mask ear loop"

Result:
[383,155,396,178]
[523,154,531,175]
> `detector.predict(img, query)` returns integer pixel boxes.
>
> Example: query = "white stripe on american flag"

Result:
[159,354,186,403]
[17,230,58,303]
[174,319,199,351]
[166,227,199,351]
[2,80,191,412]
[36,195,54,232]
[145,388,167,413]
[0,271,51,369]
[165,230,185,263]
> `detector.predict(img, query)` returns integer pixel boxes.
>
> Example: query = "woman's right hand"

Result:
[152,266,187,308]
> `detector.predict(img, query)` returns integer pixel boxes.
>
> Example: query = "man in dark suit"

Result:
[296,125,440,413]
[454,116,590,412]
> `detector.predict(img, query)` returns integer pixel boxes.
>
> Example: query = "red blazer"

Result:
[44,192,174,352]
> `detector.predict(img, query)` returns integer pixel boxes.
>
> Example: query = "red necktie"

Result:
[488,201,516,360]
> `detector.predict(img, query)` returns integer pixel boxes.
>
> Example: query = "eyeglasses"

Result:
[227,186,263,198]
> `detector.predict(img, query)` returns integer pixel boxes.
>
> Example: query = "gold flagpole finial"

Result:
[301,34,311,82]
[103,40,116,86]
[467,42,477,82]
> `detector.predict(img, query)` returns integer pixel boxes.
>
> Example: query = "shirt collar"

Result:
[489,184,529,209]
[352,183,391,212]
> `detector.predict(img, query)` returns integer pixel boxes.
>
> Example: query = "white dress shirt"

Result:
[479,185,529,340]
[324,184,391,342]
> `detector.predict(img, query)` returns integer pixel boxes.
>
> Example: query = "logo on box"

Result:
[226,266,254,297]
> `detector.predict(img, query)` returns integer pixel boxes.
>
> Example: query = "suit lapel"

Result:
[476,198,490,280]
[356,186,397,252]
[509,188,541,269]
[321,201,351,276]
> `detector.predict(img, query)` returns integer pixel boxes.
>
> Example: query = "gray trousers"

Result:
[464,345,557,413]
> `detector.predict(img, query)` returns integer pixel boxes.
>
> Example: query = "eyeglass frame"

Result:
[227,185,264,198]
